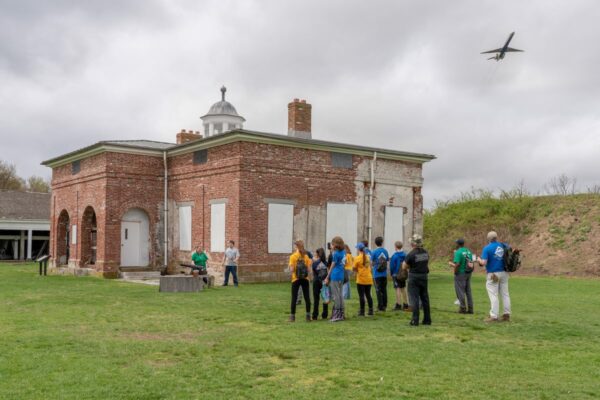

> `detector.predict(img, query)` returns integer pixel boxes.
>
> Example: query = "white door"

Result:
[121,221,141,266]
[384,206,404,255]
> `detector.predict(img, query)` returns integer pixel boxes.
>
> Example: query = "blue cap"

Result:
[355,242,365,250]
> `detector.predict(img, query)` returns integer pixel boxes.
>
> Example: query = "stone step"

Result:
[120,271,161,280]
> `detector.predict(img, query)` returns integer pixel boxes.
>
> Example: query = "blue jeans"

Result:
[224,265,238,286]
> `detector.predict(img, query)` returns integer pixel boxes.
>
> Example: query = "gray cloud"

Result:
[1,0,599,205]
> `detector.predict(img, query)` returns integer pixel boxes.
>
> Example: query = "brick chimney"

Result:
[176,129,203,145]
[288,98,312,139]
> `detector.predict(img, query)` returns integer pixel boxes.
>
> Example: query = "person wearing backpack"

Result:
[353,242,374,316]
[390,241,409,311]
[288,240,312,322]
[370,236,390,312]
[324,236,347,322]
[402,234,431,326]
[311,247,329,320]
[476,231,511,323]
[448,238,474,314]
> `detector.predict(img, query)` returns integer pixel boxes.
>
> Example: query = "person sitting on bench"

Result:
[191,245,209,283]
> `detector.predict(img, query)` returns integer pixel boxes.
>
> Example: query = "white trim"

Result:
[0,220,50,231]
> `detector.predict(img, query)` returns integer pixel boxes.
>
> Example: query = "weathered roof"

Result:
[0,190,51,221]
[42,129,435,167]
[101,140,175,150]
[169,129,437,163]
[41,139,176,167]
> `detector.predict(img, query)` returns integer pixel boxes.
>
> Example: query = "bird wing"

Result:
[481,48,503,54]
[504,47,524,52]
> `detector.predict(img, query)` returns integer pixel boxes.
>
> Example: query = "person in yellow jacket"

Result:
[343,244,354,299]
[353,242,374,316]
[288,240,312,322]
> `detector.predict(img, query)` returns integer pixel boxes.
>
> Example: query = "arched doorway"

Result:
[56,210,70,265]
[120,208,150,267]
[80,206,97,266]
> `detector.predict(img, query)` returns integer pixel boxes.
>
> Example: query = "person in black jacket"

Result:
[311,248,329,320]
[402,234,431,326]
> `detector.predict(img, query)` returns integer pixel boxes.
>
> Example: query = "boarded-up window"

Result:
[326,203,357,246]
[268,203,294,253]
[178,206,192,251]
[383,206,404,255]
[331,152,352,169]
[210,203,226,252]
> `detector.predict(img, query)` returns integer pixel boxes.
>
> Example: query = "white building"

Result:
[200,86,245,137]
[0,190,50,260]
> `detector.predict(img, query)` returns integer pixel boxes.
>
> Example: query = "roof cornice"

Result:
[41,143,165,168]
[168,129,436,163]
[42,129,436,168]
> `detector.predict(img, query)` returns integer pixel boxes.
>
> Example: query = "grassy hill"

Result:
[424,193,600,276]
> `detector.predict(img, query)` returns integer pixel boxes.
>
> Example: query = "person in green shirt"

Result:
[448,238,474,314]
[191,245,209,283]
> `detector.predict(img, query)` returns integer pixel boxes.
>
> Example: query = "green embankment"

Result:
[424,193,600,275]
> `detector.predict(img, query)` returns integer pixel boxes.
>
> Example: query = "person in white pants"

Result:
[477,231,512,322]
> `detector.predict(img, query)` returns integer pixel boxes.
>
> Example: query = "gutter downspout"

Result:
[163,151,168,273]
[368,151,377,247]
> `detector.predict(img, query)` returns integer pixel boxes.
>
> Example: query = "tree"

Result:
[27,176,50,193]
[543,174,577,196]
[0,160,25,191]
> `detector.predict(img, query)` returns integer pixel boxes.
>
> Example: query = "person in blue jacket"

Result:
[390,241,408,311]
[370,236,390,312]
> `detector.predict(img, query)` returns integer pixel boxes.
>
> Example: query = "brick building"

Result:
[42,90,435,281]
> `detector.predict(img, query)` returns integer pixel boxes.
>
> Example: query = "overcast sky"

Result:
[2,0,599,207]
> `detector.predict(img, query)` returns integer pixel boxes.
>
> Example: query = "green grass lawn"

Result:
[1,263,600,399]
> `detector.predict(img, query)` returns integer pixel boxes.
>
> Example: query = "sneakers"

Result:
[484,317,499,323]
[409,320,418,327]
[367,308,374,316]
[305,313,311,322]
[467,309,474,314]
[357,309,365,317]
[288,314,295,322]
[403,303,409,311]
[330,309,343,322]
[393,304,403,311]
[458,308,467,314]
[502,313,510,322]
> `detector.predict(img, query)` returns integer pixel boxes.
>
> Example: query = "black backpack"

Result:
[502,244,522,273]
[315,261,328,281]
[296,253,309,279]
[375,252,388,273]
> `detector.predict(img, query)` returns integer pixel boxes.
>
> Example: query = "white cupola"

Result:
[200,86,245,137]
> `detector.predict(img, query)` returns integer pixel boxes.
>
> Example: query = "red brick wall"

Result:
[49,139,425,282]
[167,143,242,269]
[50,152,164,277]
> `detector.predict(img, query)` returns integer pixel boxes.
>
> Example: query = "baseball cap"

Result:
[455,238,465,245]
[411,234,423,246]
[487,231,498,241]
[355,242,366,250]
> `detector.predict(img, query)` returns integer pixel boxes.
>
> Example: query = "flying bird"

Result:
[481,32,524,61]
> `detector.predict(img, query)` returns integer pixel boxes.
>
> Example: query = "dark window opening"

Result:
[71,160,81,174]
[331,152,352,169]
[193,149,208,164]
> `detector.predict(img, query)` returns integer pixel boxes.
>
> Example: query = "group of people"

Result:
[287,234,432,325]
[190,240,240,286]
[190,231,513,325]
[450,231,512,322]
[288,230,513,325]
